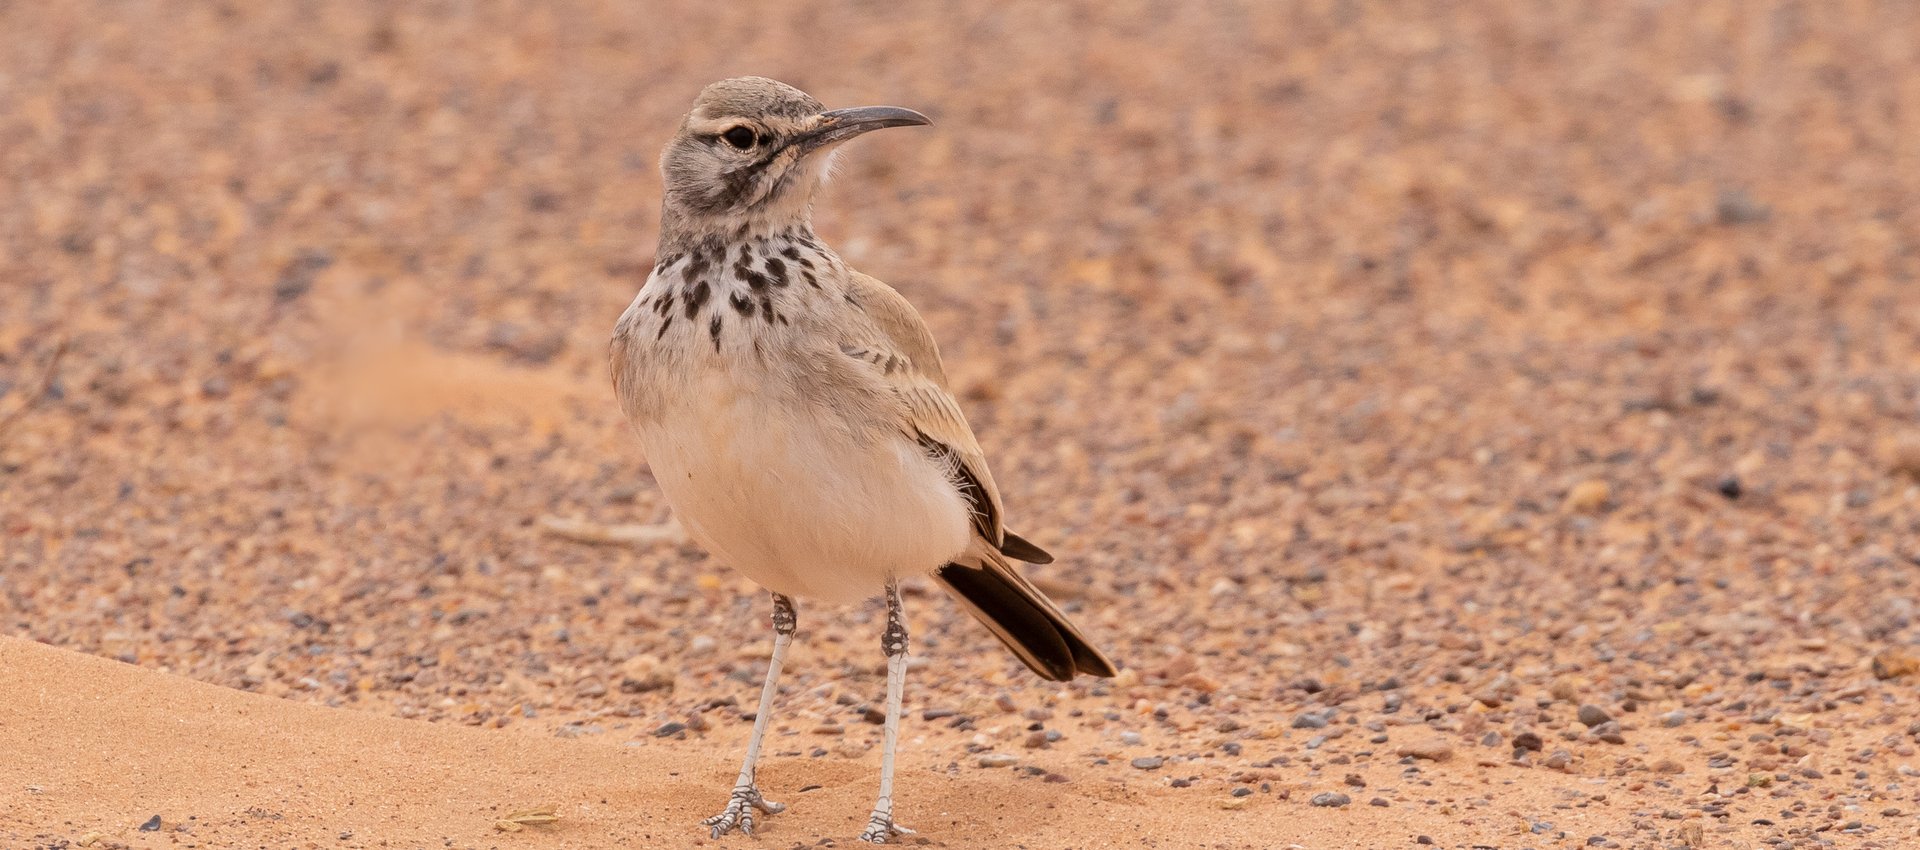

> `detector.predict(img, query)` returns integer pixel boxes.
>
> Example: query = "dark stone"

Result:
[1717,476,1743,499]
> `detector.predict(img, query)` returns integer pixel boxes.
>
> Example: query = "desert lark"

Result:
[610,77,1117,844]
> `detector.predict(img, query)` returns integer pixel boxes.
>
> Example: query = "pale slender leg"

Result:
[702,594,796,838]
[859,581,915,843]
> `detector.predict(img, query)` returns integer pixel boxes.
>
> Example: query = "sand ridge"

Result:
[4,1,1920,848]
[0,635,1295,848]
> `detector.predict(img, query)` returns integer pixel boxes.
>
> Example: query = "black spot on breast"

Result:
[729,292,755,318]
[757,293,777,323]
[709,314,723,349]
[655,314,673,339]
[684,281,710,318]
[685,252,711,280]
[652,253,681,275]
[732,255,770,292]
[781,246,802,261]
[801,268,818,289]
[763,257,787,287]
[654,292,676,317]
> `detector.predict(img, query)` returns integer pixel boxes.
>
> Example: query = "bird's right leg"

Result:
[702,593,796,838]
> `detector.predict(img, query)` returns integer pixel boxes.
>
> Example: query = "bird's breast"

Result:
[608,234,969,600]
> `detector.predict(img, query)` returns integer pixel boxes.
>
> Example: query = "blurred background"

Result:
[3,1,1919,844]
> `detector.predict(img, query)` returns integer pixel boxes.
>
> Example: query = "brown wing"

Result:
[841,272,1114,679]
[839,273,1051,563]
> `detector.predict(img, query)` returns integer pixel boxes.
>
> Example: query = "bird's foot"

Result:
[702,784,785,838]
[857,810,914,844]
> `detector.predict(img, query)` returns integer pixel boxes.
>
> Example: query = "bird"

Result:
[609,77,1118,844]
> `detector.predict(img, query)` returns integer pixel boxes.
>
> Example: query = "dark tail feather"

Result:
[934,556,1118,682]
[997,530,1054,564]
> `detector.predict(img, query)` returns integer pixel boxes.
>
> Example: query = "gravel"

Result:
[2,3,1917,848]
[1309,793,1351,808]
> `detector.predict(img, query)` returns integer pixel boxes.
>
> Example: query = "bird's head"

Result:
[658,77,930,241]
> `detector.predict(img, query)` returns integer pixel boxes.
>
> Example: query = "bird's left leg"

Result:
[858,580,916,843]
[702,593,796,838]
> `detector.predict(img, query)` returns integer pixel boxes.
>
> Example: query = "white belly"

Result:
[635,372,972,604]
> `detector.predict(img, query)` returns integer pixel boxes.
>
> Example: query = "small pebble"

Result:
[1565,480,1611,512]
[1397,739,1453,761]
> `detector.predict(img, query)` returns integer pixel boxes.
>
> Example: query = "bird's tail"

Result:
[933,548,1118,682]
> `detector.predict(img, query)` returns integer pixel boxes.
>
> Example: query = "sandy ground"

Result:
[3,634,1297,849]
[4,1,1920,849]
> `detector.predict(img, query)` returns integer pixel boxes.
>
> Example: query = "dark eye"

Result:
[721,126,758,149]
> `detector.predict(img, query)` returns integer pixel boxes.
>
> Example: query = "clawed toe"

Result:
[703,785,785,838]
[857,811,914,844]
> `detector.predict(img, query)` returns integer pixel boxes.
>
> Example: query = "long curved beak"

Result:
[795,106,931,154]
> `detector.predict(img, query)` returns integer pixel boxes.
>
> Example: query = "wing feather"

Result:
[838,273,1111,678]
[838,273,1043,557]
